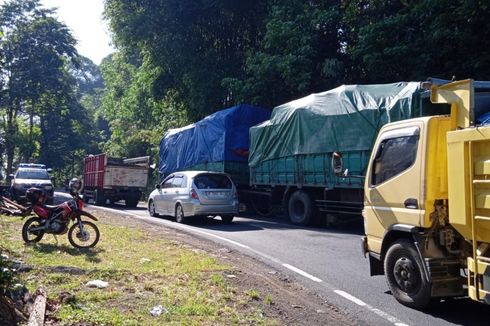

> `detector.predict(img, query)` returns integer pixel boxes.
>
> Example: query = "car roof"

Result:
[169,171,228,178]
[17,167,48,173]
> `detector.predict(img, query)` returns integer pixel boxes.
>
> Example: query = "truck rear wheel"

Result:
[125,197,139,208]
[94,189,105,206]
[288,190,312,225]
[384,239,431,309]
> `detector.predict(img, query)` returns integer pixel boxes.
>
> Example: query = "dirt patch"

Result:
[92,207,360,326]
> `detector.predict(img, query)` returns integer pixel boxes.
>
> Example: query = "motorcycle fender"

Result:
[79,211,98,221]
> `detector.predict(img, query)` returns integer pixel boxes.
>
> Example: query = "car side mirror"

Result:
[47,168,53,173]
[155,184,161,189]
[9,174,14,178]
[332,152,344,175]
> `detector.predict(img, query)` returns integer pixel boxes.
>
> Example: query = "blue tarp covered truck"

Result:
[158,104,271,187]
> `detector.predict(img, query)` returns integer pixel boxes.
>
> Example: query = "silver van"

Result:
[148,171,239,223]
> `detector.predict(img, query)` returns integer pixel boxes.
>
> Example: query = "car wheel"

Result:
[175,204,186,223]
[148,200,159,217]
[221,215,234,223]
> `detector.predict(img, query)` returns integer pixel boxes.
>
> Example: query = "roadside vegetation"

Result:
[0,212,279,325]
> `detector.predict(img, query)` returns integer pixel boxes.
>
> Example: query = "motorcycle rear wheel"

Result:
[22,217,45,243]
[68,221,100,248]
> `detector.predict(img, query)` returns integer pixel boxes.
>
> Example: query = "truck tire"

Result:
[82,190,89,203]
[384,239,431,309]
[221,215,234,223]
[94,189,105,206]
[288,190,312,225]
[125,197,139,208]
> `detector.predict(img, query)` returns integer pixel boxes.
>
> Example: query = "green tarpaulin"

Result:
[249,82,422,167]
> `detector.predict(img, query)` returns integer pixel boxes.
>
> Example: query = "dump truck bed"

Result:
[84,154,149,189]
[447,125,490,242]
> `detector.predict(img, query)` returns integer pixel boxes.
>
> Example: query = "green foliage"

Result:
[104,0,267,119]
[0,251,17,296]
[344,0,490,82]
[225,0,346,107]
[100,52,188,158]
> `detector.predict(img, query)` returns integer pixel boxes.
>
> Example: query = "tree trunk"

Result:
[5,105,17,179]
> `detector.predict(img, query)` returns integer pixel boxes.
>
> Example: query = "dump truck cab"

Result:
[362,80,490,308]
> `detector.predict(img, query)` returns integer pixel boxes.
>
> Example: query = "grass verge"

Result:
[0,213,279,325]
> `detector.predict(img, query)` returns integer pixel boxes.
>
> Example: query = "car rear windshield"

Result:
[16,169,49,180]
[194,174,232,189]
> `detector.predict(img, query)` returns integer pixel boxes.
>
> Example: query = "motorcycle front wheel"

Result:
[68,221,100,248]
[22,217,45,243]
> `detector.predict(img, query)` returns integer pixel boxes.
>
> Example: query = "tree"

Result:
[343,0,490,82]
[0,0,77,177]
[104,0,267,119]
[100,52,188,157]
[224,0,346,108]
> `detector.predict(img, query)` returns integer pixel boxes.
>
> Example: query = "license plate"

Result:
[207,191,225,197]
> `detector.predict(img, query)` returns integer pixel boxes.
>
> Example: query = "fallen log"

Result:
[27,287,46,326]
[0,196,30,216]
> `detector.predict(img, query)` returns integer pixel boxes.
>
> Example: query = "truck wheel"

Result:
[384,239,431,309]
[175,204,186,223]
[94,189,105,206]
[221,215,234,223]
[288,190,312,225]
[125,197,139,208]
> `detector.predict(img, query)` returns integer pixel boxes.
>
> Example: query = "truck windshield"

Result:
[16,169,50,180]
[371,135,419,185]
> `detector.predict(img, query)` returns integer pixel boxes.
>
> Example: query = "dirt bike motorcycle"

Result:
[22,178,100,248]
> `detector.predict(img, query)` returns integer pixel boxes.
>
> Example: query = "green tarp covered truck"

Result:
[248,81,449,225]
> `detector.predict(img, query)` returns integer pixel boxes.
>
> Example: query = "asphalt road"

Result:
[57,192,490,326]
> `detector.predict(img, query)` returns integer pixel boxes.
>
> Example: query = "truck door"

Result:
[364,123,424,253]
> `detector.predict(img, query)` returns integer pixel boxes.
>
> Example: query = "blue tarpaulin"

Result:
[159,104,271,176]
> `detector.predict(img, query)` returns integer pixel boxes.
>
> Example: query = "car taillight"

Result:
[190,189,199,200]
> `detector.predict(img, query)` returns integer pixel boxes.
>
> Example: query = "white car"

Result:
[148,171,239,223]
[10,163,54,204]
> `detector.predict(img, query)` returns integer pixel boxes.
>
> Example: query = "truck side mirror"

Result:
[332,152,343,175]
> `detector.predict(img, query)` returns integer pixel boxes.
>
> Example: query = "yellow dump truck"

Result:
[352,79,490,308]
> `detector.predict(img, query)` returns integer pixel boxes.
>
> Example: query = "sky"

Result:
[0,0,115,65]
[41,0,114,64]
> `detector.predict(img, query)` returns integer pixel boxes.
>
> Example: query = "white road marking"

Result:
[334,290,409,326]
[334,290,366,306]
[283,263,323,283]
[93,205,410,326]
[180,227,251,249]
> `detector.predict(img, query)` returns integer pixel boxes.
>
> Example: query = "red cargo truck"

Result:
[82,154,150,207]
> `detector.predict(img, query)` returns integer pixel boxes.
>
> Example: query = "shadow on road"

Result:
[382,289,490,325]
[98,198,365,235]
[424,297,490,325]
